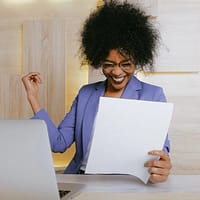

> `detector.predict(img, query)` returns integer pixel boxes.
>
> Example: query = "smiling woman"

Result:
[21,1,172,184]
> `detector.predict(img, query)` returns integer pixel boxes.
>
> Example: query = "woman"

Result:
[22,1,171,183]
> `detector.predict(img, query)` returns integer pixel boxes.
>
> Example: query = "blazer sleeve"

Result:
[153,87,170,154]
[32,97,78,152]
[140,82,170,154]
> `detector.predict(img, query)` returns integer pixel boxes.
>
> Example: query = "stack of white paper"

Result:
[85,97,174,184]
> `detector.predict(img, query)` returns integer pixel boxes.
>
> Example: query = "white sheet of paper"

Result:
[85,97,174,184]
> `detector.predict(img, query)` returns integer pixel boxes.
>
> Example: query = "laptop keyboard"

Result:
[59,190,71,199]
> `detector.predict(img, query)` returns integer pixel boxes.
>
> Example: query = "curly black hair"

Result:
[80,0,160,71]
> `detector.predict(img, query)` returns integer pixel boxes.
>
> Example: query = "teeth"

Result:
[112,77,124,82]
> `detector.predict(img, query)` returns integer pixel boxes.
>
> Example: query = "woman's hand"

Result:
[144,150,172,184]
[21,72,43,114]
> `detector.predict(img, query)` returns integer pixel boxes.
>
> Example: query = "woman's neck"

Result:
[104,89,124,98]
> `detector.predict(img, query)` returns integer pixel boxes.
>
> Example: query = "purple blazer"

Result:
[33,76,170,174]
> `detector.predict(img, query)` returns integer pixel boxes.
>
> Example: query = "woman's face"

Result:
[102,49,135,93]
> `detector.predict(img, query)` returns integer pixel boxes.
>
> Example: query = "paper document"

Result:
[85,97,174,184]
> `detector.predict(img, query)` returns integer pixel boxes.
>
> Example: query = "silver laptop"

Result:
[0,120,84,200]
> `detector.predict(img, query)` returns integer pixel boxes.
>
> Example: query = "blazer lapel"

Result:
[121,76,142,100]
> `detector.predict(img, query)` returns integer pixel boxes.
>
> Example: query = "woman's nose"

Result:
[111,65,124,75]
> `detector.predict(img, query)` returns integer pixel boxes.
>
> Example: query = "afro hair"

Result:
[80,0,160,71]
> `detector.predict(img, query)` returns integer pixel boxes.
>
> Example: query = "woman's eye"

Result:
[121,63,131,67]
[103,63,114,68]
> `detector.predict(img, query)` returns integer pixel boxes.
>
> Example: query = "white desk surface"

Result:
[56,174,200,200]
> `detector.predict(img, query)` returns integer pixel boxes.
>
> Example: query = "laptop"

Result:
[0,119,84,200]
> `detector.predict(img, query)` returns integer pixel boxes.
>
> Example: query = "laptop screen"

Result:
[0,120,60,200]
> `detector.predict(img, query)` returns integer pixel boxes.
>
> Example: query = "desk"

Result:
[56,174,200,200]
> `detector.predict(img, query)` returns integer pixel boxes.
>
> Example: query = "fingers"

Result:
[145,151,171,167]
[21,72,42,98]
[21,72,43,113]
[148,163,170,176]
[145,159,171,171]
[144,150,172,184]
[148,150,170,161]
[148,173,168,184]
[22,72,42,84]
[21,72,42,91]
[29,74,42,83]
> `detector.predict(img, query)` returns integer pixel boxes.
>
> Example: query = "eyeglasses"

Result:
[101,60,134,71]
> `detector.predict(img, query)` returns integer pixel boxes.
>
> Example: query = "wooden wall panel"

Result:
[0,73,31,119]
[0,22,31,119]
[0,20,66,122]
[0,23,22,74]
[23,20,66,125]
[65,18,88,111]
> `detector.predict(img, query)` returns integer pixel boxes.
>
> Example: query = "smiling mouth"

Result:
[112,77,125,83]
